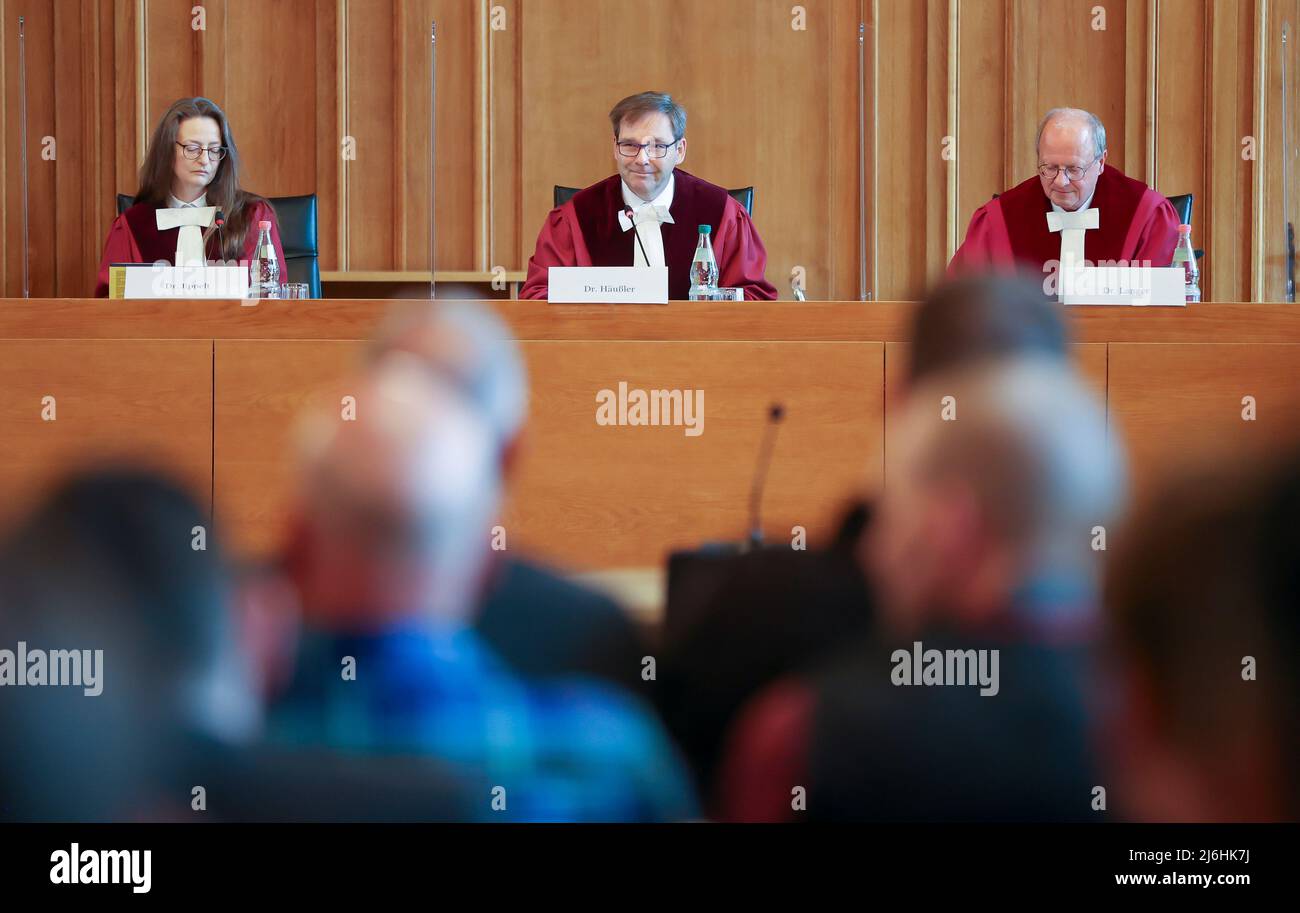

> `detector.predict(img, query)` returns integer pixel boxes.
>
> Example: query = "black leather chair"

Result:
[115,192,321,297]
[1166,193,1202,260]
[553,184,755,216]
[270,194,321,298]
[1166,193,1192,225]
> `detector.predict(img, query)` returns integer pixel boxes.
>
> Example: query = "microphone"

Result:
[203,209,226,263]
[746,402,786,550]
[625,207,652,266]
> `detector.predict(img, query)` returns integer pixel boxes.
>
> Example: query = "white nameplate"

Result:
[1059,265,1185,306]
[120,264,249,299]
[547,266,668,304]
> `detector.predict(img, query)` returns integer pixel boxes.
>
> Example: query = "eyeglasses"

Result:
[176,142,226,162]
[615,139,681,159]
[1038,157,1099,182]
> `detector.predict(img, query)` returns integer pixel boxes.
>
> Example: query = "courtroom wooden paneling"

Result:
[1107,342,1300,487]
[212,334,885,568]
[6,298,1300,344]
[1204,0,1258,303]
[0,338,212,530]
[3,299,1300,570]
[501,340,884,568]
[0,2,1288,300]
[213,339,367,554]
[1259,0,1300,301]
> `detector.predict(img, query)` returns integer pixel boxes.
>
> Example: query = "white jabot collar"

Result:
[169,192,208,209]
[621,173,675,212]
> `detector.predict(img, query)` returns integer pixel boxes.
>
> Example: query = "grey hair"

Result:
[1036,107,1107,160]
[368,301,529,451]
[902,356,1127,572]
[609,92,686,140]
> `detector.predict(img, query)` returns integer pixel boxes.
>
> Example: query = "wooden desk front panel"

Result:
[504,340,885,569]
[0,340,213,527]
[1107,343,1300,488]
[214,340,369,556]
[212,338,885,569]
[4,302,1299,571]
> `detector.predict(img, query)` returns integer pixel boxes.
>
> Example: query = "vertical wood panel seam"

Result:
[1251,0,1267,300]
[394,0,405,269]
[488,0,497,269]
[338,0,348,271]
[477,0,490,271]
[137,0,147,156]
[1148,0,1158,184]
[513,0,522,270]
[870,0,879,298]
[1,13,7,293]
[947,0,958,262]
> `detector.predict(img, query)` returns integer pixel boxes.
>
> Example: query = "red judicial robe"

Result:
[520,169,778,300]
[948,165,1180,276]
[94,199,287,298]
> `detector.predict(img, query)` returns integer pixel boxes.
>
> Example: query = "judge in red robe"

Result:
[95,96,286,298]
[521,91,778,301]
[949,107,1179,278]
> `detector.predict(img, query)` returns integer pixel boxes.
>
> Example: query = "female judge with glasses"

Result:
[94,97,286,297]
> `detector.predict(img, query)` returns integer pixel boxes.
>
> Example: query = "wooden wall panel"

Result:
[1005,0,1129,181]
[876,0,938,299]
[956,0,1008,242]
[1258,0,1300,300]
[1155,0,1208,285]
[1205,0,1256,302]
[2,1,58,298]
[488,0,520,275]
[518,0,852,301]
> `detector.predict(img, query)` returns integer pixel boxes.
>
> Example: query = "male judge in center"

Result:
[948,107,1179,277]
[520,92,778,300]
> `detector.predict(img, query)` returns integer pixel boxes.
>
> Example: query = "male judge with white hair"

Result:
[948,107,1180,276]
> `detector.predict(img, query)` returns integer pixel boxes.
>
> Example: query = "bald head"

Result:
[868,358,1125,633]
[1036,107,1108,211]
[292,353,500,631]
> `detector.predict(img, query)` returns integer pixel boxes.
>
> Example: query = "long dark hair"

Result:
[133,97,269,262]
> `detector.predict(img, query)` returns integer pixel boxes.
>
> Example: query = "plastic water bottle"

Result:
[249,220,280,298]
[1172,223,1200,303]
[688,225,719,300]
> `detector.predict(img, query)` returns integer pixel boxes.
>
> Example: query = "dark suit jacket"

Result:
[476,557,648,692]
[804,633,1098,822]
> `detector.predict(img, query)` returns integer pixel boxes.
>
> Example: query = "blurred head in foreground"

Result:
[287,353,500,633]
[868,357,1124,635]
[1105,451,1300,821]
[368,300,528,468]
[0,470,257,820]
[905,272,1069,388]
